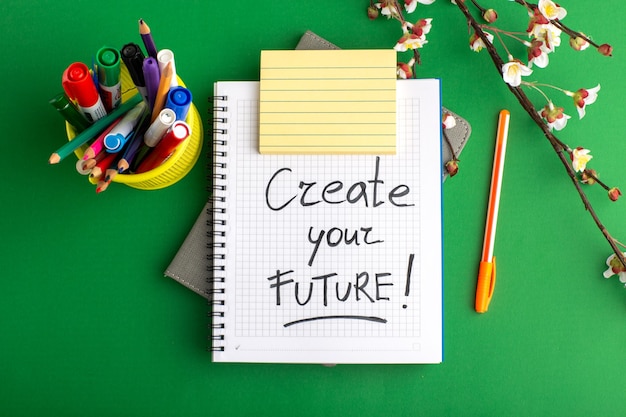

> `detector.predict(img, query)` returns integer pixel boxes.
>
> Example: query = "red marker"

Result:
[135,121,190,173]
[62,62,107,123]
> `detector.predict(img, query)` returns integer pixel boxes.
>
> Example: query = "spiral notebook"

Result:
[209,79,443,364]
[164,31,470,301]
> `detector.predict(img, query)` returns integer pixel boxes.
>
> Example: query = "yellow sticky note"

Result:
[259,49,397,154]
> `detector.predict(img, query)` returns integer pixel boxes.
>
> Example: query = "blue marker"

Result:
[165,86,192,121]
[104,101,147,152]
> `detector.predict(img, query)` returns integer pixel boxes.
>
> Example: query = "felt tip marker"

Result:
[103,101,147,152]
[144,108,176,147]
[165,86,192,121]
[48,93,142,164]
[49,92,91,132]
[142,57,161,111]
[120,43,148,103]
[62,62,107,123]
[96,46,122,112]
[136,120,190,173]
[157,49,178,88]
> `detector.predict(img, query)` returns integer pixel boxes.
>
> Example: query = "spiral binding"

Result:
[207,93,228,352]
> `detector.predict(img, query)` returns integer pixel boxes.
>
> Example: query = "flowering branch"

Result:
[453,0,626,272]
[510,0,613,54]
[366,0,626,285]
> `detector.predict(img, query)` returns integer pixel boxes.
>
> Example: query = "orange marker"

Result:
[476,109,510,313]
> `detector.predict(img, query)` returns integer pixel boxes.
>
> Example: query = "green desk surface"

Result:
[2,1,626,415]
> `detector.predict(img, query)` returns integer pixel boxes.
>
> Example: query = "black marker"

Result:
[120,43,148,103]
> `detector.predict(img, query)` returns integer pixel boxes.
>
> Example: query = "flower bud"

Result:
[445,160,459,177]
[569,36,589,51]
[442,112,456,129]
[483,9,498,23]
[608,187,621,201]
[598,43,613,57]
[606,253,626,276]
[571,88,588,108]
[396,62,413,79]
[367,6,379,20]
[580,169,597,185]
[527,38,543,60]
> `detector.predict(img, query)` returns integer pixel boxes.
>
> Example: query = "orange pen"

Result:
[476,109,510,313]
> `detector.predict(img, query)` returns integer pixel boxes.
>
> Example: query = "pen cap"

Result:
[165,87,192,121]
[96,46,122,112]
[157,49,177,88]
[144,108,176,147]
[134,121,190,174]
[104,101,147,152]
[120,43,146,87]
[49,92,91,131]
[150,121,190,158]
[62,62,100,107]
[96,47,121,86]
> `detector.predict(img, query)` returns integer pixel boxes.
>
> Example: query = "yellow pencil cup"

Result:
[66,64,203,190]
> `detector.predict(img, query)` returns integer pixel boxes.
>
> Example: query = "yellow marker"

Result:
[476,109,510,313]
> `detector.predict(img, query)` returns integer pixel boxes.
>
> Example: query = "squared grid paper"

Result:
[216,80,442,363]
[233,98,423,339]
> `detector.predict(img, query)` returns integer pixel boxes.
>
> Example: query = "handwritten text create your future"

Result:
[261,157,418,328]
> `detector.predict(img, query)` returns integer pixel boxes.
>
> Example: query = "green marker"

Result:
[96,46,121,112]
[48,93,142,164]
[49,93,91,132]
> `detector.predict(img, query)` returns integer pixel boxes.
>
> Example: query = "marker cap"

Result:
[96,47,121,87]
[157,49,178,88]
[166,120,191,143]
[144,108,176,147]
[475,259,496,313]
[49,92,91,131]
[136,120,191,174]
[104,133,126,152]
[120,43,146,87]
[62,62,100,107]
[165,87,192,121]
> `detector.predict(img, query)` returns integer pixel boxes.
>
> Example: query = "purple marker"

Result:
[142,57,160,112]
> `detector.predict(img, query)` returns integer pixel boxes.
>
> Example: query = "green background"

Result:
[2,1,626,415]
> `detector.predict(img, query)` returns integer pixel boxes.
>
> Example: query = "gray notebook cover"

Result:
[164,30,471,298]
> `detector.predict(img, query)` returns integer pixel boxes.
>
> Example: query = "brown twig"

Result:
[442,129,457,161]
[510,0,603,49]
[454,0,626,267]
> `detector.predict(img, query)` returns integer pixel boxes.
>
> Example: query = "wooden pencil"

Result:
[138,18,158,59]
[82,150,107,171]
[95,179,111,194]
[48,93,142,164]
[82,116,122,160]
[150,62,172,123]
[89,152,117,180]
